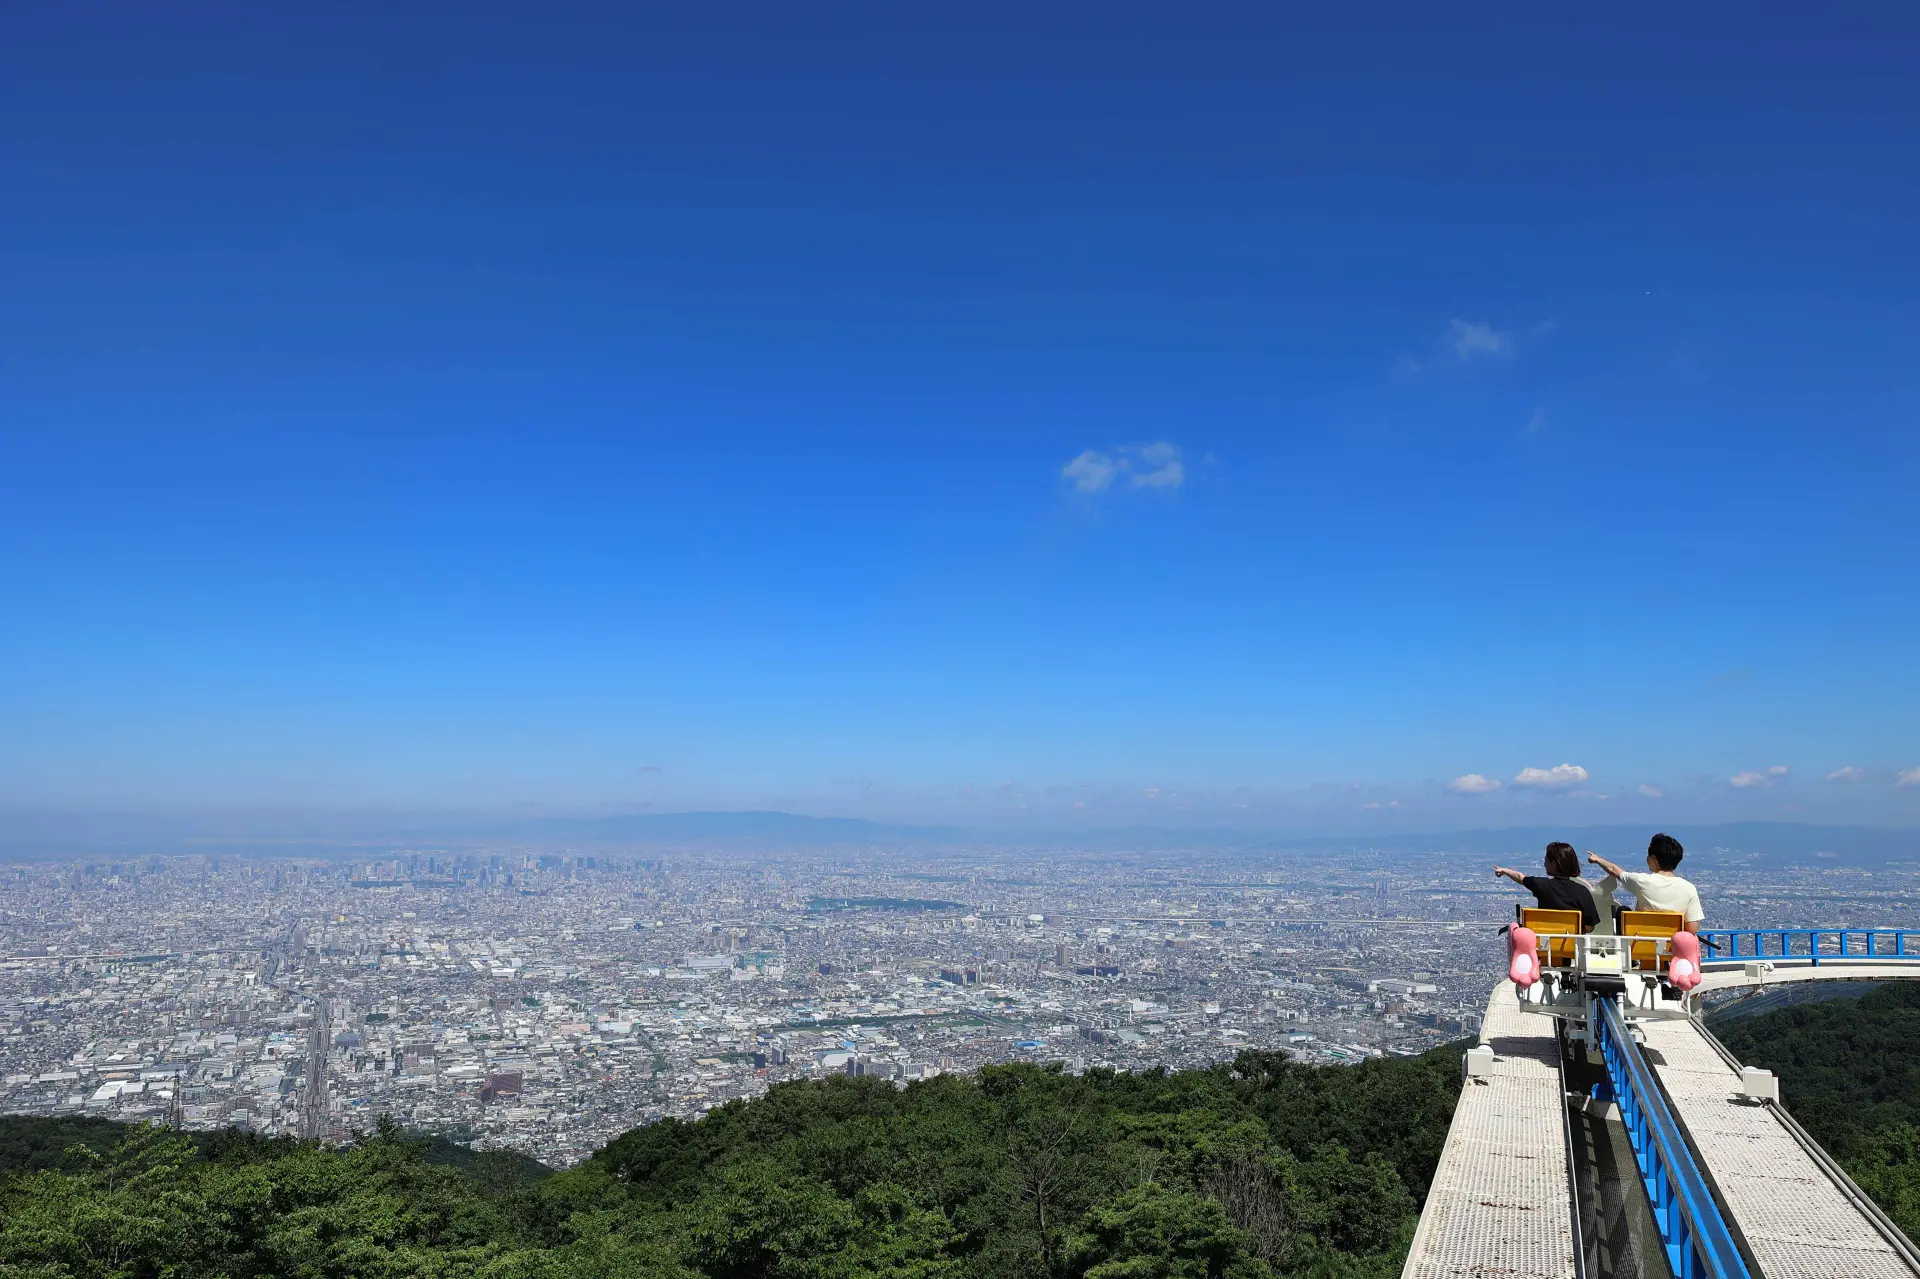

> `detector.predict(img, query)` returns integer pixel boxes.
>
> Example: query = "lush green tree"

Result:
[679,1160,861,1279]
[0,1122,203,1279]
[1065,1184,1269,1279]
[0,1117,129,1177]
[0,1039,1467,1279]
[1839,1125,1920,1245]
[1281,1147,1414,1261]
[1717,984,1920,1160]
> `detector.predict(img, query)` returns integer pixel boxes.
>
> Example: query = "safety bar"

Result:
[1593,998,1751,1279]
[1697,928,1920,966]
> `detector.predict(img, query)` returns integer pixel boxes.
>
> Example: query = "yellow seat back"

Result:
[1521,907,1585,966]
[1620,910,1685,971]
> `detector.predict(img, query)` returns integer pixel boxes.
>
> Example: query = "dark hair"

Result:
[1544,843,1580,877]
[1648,832,1684,871]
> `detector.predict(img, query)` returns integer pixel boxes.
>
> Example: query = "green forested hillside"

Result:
[0,1047,1462,1279]
[1717,982,1920,1239]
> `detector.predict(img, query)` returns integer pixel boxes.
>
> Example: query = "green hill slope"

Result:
[1715,982,1920,1239]
[0,1047,1463,1279]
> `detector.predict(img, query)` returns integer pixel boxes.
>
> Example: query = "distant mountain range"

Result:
[0,806,1914,865]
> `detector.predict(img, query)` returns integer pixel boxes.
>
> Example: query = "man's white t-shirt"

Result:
[1614,871,1704,923]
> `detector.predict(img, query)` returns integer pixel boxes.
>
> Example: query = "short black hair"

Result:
[1648,833,1684,871]
[1544,843,1580,877]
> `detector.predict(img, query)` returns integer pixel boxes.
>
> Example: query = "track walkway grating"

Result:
[1638,1018,1918,1279]
[1403,981,1578,1279]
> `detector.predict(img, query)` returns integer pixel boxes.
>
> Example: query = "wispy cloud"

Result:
[1638,784,1664,798]
[1731,765,1789,789]
[1899,767,1920,789]
[1446,319,1513,360]
[1827,765,1865,783]
[1129,441,1185,489]
[1447,773,1501,795]
[1062,450,1120,493]
[1396,318,1525,378]
[1513,763,1588,791]
[1396,317,1556,379]
[1061,441,1186,494]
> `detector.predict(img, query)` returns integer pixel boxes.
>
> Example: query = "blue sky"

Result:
[2,5,1917,829]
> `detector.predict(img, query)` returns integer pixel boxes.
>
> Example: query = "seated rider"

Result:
[1586,833,1703,934]
[1493,842,1600,932]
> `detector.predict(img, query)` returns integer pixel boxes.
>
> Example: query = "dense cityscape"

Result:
[1,835,1909,1166]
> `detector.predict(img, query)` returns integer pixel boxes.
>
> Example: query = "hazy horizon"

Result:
[6,803,1918,861]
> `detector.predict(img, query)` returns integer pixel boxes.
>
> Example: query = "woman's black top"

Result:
[1520,875,1599,930]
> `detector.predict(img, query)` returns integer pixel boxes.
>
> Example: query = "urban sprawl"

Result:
[0,842,1902,1166]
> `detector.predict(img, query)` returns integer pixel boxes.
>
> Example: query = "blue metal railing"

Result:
[1697,928,1920,966]
[1593,998,1751,1279]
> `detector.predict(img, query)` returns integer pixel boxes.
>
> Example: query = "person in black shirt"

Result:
[1494,841,1599,931]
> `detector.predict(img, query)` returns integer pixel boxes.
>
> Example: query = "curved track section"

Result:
[1698,962,1920,993]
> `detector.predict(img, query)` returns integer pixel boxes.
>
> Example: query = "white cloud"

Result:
[1638,784,1664,798]
[1899,767,1920,789]
[1769,765,1789,776]
[1062,450,1118,493]
[1512,763,1588,791]
[1730,765,1790,788]
[1062,441,1185,494]
[1129,441,1185,489]
[1828,766,1865,782]
[1447,773,1501,795]
[1398,318,1545,378]
[1447,319,1513,360]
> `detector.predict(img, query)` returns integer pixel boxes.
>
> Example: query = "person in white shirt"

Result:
[1586,833,1704,934]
